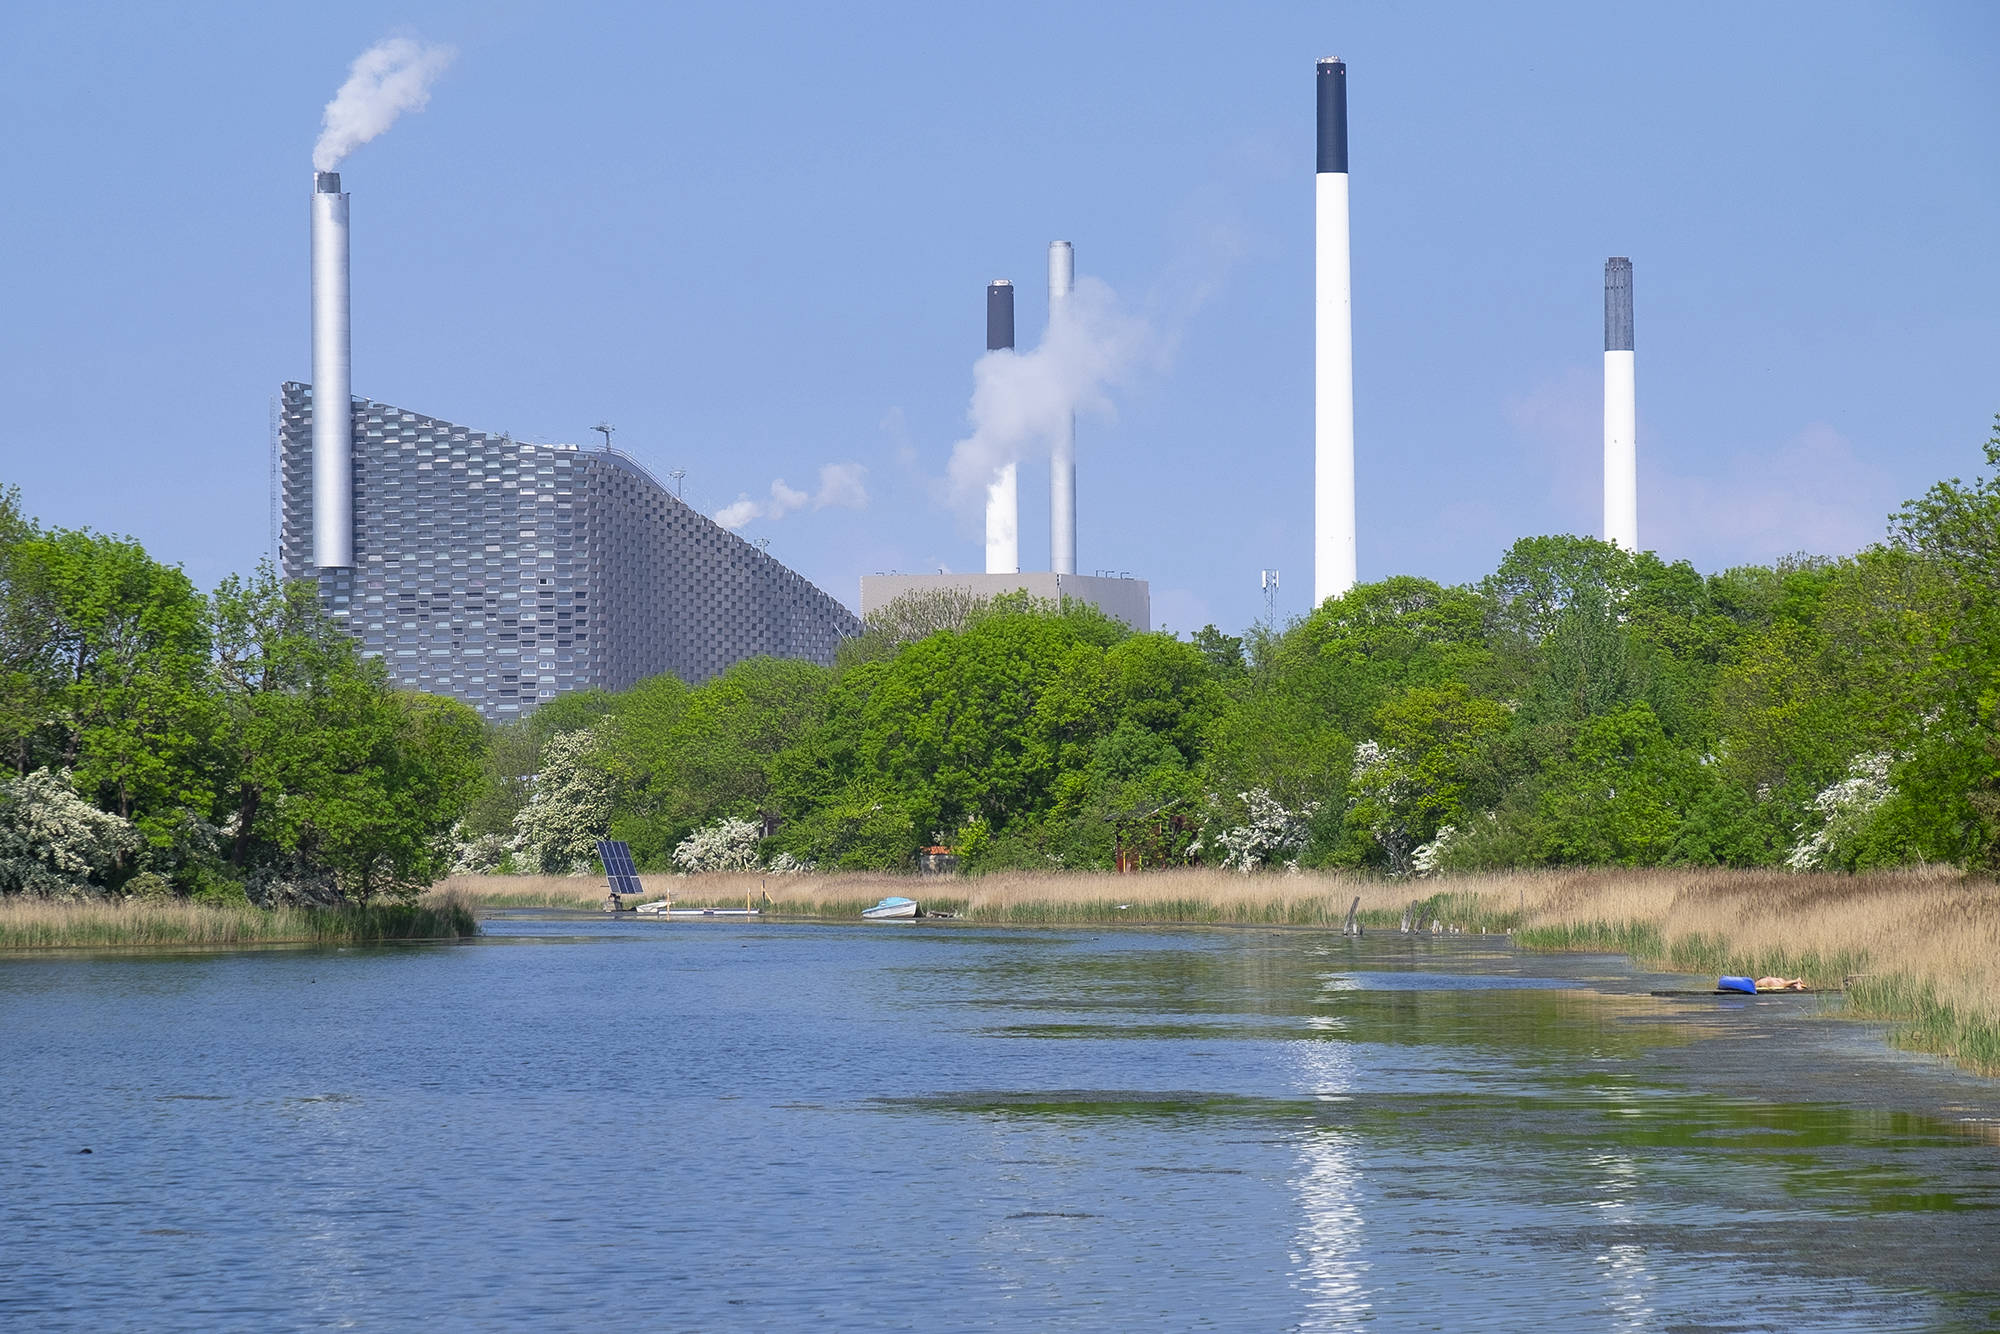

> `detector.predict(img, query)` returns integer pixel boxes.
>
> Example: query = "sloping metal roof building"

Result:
[279,383,859,718]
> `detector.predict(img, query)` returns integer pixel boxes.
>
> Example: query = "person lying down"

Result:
[1718,975,1808,993]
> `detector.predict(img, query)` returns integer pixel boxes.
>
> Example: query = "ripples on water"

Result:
[1,918,1995,1330]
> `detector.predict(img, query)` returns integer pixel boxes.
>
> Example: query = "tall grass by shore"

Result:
[434,874,648,910]
[448,865,2000,1073]
[1475,866,2000,1075]
[0,888,479,951]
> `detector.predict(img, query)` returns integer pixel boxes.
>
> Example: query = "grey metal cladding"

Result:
[279,383,860,719]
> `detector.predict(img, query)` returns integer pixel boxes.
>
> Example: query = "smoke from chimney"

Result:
[313,36,455,173]
[942,270,1149,546]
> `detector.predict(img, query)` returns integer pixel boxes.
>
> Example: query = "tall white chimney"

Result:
[984,279,1019,574]
[1048,240,1077,575]
[1315,58,1355,606]
[311,170,353,569]
[1603,257,1637,551]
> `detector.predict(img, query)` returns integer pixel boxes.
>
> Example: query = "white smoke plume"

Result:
[943,275,1155,517]
[313,37,456,173]
[717,463,870,530]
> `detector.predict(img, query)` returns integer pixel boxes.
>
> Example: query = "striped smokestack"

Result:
[1603,257,1636,550]
[310,170,353,569]
[1314,58,1355,604]
[984,279,1018,575]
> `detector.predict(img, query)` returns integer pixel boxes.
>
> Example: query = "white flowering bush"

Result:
[0,768,140,897]
[1410,824,1457,878]
[452,830,513,876]
[510,729,614,873]
[1348,740,1419,875]
[1211,787,1319,873]
[766,851,816,875]
[1785,752,1895,871]
[672,817,763,873]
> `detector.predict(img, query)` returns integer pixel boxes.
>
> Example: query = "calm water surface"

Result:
[3,915,1997,1331]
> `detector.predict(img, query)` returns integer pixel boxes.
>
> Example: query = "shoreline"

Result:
[7,869,1991,1077]
[0,892,479,953]
[451,866,2000,1075]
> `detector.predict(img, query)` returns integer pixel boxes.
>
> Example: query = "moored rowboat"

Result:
[862,896,919,920]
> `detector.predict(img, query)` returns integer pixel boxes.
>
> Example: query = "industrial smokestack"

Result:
[1048,240,1077,575]
[311,170,353,569]
[1603,257,1636,551]
[984,279,1019,575]
[1314,58,1355,605]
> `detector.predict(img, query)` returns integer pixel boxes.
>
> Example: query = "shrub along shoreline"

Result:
[448,867,2000,1075]
[0,889,478,951]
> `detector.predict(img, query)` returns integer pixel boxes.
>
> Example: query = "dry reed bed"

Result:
[443,868,1397,923]
[1452,866,2000,1072]
[436,874,659,910]
[0,889,479,950]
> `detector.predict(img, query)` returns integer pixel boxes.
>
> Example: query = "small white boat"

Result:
[862,896,919,920]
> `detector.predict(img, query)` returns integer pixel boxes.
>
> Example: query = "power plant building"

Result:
[278,383,861,718]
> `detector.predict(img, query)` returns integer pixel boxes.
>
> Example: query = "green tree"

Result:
[1884,414,2000,865]
[1188,624,1246,681]
[1345,683,1511,871]
[1532,702,1706,865]
[602,657,829,866]
[1271,575,1492,740]
[1523,582,1651,728]
[23,528,212,843]
[0,487,60,774]
[209,566,485,902]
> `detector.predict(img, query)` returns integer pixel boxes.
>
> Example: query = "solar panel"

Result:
[596,839,644,897]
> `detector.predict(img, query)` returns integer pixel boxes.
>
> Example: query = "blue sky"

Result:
[3,2,1996,634]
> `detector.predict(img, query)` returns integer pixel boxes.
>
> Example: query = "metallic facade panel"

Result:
[280,384,860,719]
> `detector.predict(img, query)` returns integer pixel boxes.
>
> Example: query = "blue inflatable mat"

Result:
[1718,975,1757,994]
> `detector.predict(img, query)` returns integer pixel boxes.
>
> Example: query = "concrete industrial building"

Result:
[859,571,1150,631]
[279,383,860,718]
[291,168,857,719]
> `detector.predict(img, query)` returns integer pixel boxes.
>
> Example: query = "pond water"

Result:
[2,915,1997,1331]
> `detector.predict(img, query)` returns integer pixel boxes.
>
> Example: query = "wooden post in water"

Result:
[1342,895,1361,937]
